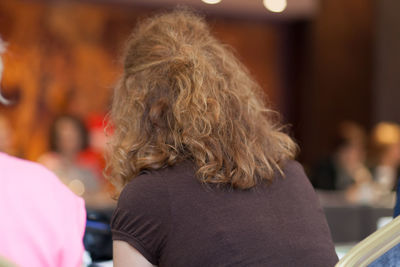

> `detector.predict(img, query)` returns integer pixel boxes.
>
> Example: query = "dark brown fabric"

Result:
[111,160,338,266]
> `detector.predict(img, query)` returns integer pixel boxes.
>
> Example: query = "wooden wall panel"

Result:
[374,0,400,124]
[293,0,374,165]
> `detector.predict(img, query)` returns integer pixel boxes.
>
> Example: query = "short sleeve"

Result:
[110,173,170,265]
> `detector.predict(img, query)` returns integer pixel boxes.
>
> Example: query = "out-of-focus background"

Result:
[1,0,400,263]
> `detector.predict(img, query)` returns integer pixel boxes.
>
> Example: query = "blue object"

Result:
[368,243,400,267]
[394,180,400,218]
[86,220,111,231]
[368,180,400,266]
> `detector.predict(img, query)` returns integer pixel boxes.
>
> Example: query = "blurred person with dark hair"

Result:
[107,9,338,267]
[310,121,377,204]
[310,121,373,190]
[39,114,101,204]
[0,38,86,267]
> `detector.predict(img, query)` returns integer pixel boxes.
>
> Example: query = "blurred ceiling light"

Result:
[202,0,222,4]
[263,0,287,13]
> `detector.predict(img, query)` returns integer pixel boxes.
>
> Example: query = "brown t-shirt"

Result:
[111,160,338,266]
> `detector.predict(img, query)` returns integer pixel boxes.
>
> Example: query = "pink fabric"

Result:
[0,153,86,267]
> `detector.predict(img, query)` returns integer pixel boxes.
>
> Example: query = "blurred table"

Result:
[324,205,392,243]
[316,190,394,243]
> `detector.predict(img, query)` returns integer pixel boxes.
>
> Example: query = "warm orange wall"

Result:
[0,0,282,160]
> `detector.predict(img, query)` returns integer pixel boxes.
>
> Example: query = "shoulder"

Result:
[111,167,174,265]
[1,152,54,177]
[278,160,317,192]
[281,159,307,178]
[118,169,169,209]
[1,153,56,182]
[117,162,194,208]
[0,153,84,208]
[113,167,175,233]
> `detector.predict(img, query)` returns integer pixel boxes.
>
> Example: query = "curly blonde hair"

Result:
[105,9,297,190]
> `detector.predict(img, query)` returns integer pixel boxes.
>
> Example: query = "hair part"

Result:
[105,9,297,191]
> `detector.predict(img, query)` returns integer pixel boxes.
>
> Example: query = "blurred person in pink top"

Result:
[0,38,86,267]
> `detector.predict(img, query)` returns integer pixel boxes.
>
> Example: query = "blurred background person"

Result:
[310,121,377,204]
[310,122,373,190]
[39,114,101,205]
[0,37,86,267]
